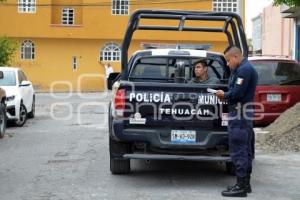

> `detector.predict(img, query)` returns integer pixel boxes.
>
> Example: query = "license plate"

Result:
[267,94,282,102]
[171,130,196,143]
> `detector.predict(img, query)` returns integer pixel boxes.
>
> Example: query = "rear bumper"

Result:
[124,153,231,162]
[111,119,229,150]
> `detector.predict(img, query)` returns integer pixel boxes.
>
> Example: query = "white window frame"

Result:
[21,40,35,60]
[212,0,240,14]
[62,8,75,25]
[72,56,77,70]
[18,0,36,13]
[100,43,121,62]
[112,0,129,15]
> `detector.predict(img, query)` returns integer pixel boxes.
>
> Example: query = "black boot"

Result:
[227,174,252,193]
[245,174,252,193]
[222,177,247,197]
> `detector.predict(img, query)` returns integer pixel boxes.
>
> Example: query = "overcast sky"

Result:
[245,0,272,39]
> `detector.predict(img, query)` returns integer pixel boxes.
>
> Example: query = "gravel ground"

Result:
[258,103,300,153]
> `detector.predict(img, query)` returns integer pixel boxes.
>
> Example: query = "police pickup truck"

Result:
[108,10,249,174]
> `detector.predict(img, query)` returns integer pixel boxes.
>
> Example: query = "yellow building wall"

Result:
[0,0,245,40]
[0,0,246,92]
[13,38,108,92]
[0,0,239,40]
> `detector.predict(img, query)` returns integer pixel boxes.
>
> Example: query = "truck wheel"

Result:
[226,162,236,176]
[0,103,6,138]
[110,158,130,175]
[109,137,131,174]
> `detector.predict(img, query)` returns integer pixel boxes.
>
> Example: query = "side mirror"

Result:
[107,72,120,90]
[0,71,3,79]
[20,80,31,87]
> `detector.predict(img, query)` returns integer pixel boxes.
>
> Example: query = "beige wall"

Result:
[262,5,294,57]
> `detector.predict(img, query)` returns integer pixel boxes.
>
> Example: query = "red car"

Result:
[249,56,300,126]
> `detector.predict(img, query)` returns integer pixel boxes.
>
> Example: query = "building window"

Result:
[212,0,239,13]
[18,0,36,13]
[72,56,77,70]
[21,40,35,60]
[100,43,121,62]
[62,8,74,25]
[112,0,129,15]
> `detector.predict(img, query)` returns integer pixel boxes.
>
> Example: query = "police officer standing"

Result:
[216,46,258,197]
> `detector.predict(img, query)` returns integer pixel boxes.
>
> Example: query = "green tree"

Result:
[0,37,17,66]
[0,1,17,66]
[273,0,300,7]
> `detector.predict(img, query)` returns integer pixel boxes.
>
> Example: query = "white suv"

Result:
[0,67,35,126]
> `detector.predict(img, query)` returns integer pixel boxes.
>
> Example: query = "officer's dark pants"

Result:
[228,110,253,177]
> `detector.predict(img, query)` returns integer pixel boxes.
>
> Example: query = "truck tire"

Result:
[226,162,236,176]
[110,158,130,175]
[109,137,131,174]
[0,103,6,138]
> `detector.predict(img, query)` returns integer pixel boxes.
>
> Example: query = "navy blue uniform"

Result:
[224,58,258,178]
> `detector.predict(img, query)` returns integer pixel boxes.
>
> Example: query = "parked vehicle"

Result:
[108,10,249,174]
[0,71,6,138]
[0,67,35,127]
[249,57,300,126]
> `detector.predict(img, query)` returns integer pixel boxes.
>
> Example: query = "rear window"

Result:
[250,60,300,85]
[130,57,170,79]
[129,57,226,82]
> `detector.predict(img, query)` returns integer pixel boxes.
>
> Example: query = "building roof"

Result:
[281,5,300,18]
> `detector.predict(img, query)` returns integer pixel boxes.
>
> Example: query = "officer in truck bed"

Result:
[216,46,258,198]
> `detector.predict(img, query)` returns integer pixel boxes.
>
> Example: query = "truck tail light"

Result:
[114,89,125,117]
